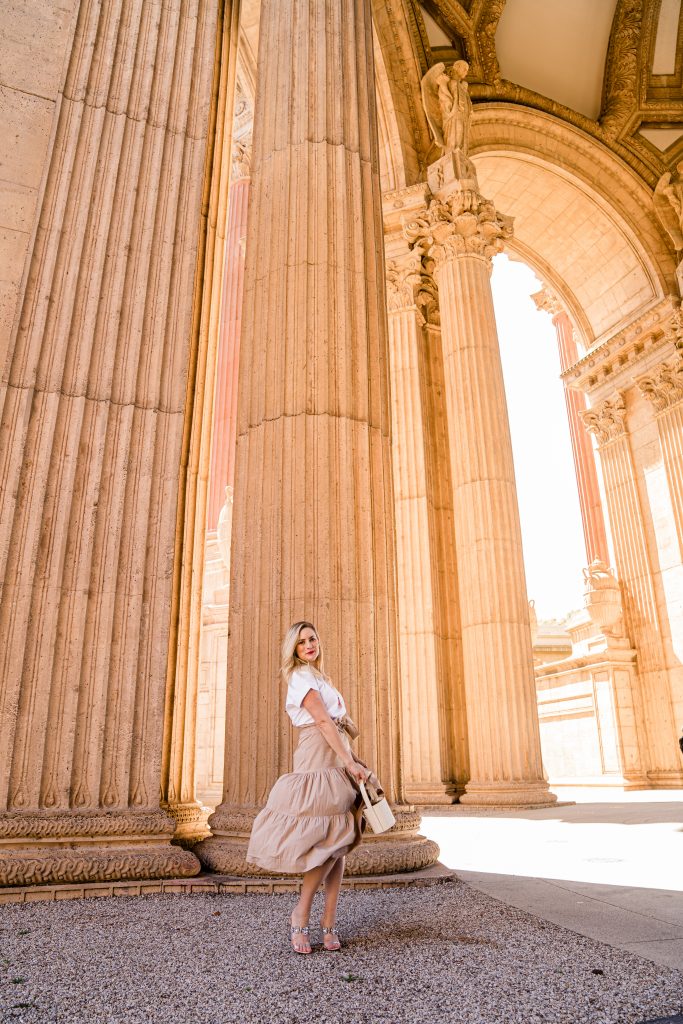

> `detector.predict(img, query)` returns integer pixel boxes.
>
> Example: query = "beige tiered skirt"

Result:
[246,724,376,875]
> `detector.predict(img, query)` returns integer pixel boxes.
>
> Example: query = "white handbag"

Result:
[359,781,396,835]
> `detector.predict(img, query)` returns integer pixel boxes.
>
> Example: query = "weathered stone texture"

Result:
[0,0,223,883]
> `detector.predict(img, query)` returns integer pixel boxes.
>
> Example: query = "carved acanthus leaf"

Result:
[404,190,513,266]
[580,394,628,445]
[665,308,683,352]
[600,0,643,140]
[635,359,683,411]
[531,287,563,319]
[385,252,424,313]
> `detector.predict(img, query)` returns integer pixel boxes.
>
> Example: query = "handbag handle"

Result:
[359,780,380,808]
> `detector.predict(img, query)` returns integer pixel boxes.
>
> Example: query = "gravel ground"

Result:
[0,878,681,1024]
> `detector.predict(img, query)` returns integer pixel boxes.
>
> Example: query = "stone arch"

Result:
[470,104,677,345]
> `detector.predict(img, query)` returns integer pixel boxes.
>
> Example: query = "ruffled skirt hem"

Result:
[245,726,368,874]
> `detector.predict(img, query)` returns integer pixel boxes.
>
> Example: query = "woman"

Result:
[246,621,377,954]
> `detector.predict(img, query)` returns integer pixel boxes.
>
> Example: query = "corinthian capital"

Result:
[635,359,683,412]
[385,251,441,326]
[403,189,513,268]
[531,287,563,319]
[580,394,627,446]
[385,252,424,313]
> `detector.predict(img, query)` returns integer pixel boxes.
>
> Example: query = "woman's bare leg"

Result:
[321,855,345,949]
[291,858,336,952]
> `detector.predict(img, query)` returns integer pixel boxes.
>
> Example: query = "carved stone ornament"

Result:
[417,273,440,327]
[653,162,683,253]
[0,809,175,840]
[385,251,424,313]
[385,250,441,326]
[404,190,513,266]
[666,308,683,352]
[580,393,628,445]
[421,60,472,158]
[635,359,683,412]
[583,559,623,637]
[531,287,563,319]
[232,136,252,180]
[0,847,199,887]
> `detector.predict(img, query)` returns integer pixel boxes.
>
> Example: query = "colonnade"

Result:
[9,0,683,888]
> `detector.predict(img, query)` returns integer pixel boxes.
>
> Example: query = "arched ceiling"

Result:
[476,152,660,343]
[235,0,682,343]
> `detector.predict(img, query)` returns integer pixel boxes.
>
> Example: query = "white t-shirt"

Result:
[285,667,347,727]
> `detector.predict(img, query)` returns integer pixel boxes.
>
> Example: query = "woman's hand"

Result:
[344,759,369,784]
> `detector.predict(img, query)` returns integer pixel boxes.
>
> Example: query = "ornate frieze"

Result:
[635,359,683,412]
[0,848,199,887]
[665,308,683,352]
[0,810,175,840]
[581,394,628,445]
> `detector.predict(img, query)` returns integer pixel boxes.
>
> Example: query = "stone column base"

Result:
[460,780,557,807]
[195,806,440,877]
[0,811,201,887]
[404,782,461,805]
[645,769,683,787]
[164,801,212,847]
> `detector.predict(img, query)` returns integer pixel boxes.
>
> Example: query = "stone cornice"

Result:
[562,300,679,396]
[580,393,628,446]
[382,182,431,234]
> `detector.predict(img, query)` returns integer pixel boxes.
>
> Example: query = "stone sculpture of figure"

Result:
[421,60,472,156]
[653,161,683,252]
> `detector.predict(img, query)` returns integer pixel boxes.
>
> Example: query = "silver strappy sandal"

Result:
[321,925,341,951]
[290,924,312,955]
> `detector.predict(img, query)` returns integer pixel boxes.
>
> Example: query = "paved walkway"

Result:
[421,788,683,971]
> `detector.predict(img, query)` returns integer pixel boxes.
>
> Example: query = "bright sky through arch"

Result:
[491,255,587,621]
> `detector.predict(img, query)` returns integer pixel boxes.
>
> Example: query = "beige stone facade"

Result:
[2,1,683,886]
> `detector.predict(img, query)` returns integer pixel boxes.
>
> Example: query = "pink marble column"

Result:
[534,291,610,565]
[207,168,250,530]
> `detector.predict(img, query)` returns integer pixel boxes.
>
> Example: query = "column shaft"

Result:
[0,0,222,884]
[207,174,250,529]
[554,312,610,564]
[422,321,470,793]
[583,394,682,783]
[387,291,462,802]
[435,252,554,804]
[196,0,437,874]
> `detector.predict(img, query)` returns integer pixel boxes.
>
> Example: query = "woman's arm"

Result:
[301,690,367,784]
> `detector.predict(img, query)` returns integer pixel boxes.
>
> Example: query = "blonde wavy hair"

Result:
[281,621,328,683]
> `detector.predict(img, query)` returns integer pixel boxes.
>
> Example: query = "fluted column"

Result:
[160,2,241,846]
[533,290,610,565]
[196,0,438,875]
[635,359,683,555]
[0,0,226,884]
[385,247,464,803]
[207,148,251,529]
[582,394,683,784]
[406,168,555,806]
